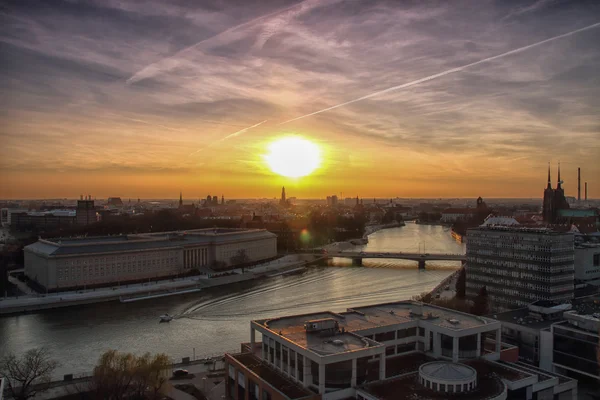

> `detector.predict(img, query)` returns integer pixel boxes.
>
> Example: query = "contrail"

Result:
[189,120,267,156]
[280,22,600,125]
[126,0,319,85]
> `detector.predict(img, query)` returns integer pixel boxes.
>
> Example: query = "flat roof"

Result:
[347,302,494,331]
[359,358,539,400]
[25,228,275,257]
[230,353,314,399]
[490,308,557,330]
[264,312,376,356]
[257,302,496,356]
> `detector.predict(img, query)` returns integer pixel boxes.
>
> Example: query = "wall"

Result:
[574,245,600,283]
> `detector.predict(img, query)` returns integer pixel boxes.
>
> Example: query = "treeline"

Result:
[0,348,172,400]
[43,210,240,239]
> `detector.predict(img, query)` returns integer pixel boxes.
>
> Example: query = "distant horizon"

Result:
[3,196,593,202]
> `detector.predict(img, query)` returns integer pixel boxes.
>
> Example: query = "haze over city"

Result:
[1,0,599,199]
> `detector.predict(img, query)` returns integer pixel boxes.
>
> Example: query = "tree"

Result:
[230,249,250,270]
[87,350,171,400]
[0,347,59,400]
[471,286,489,316]
[455,267,466,299]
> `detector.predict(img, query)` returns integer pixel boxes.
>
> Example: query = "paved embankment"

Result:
[0,255,320,315]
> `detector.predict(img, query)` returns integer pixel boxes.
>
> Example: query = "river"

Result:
[0,222,465,377]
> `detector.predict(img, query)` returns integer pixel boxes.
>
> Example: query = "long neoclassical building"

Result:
[24,228,277,291]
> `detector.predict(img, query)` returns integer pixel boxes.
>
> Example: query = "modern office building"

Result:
[550,297,600,382]
[490,295,600,384]
[24,228,277,291]
[490,301,569,367]
[574,242,600,286]
[466,226,575,311]
[10,210,76,231]
[226,300,578,400]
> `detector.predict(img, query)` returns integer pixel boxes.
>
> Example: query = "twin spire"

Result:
[546,162,563,190]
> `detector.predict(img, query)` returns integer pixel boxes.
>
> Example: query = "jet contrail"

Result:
[126,0,321,85]
[280,22,600,125]
[189,120,267,156]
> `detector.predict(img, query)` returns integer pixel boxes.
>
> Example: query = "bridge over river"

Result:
[302,251,466,269]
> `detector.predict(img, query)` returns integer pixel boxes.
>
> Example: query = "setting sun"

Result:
[264,137,321,178]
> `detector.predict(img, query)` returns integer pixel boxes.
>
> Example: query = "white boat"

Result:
[159,314,173,322]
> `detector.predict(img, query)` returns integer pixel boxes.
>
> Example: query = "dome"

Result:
[419,361,477,394]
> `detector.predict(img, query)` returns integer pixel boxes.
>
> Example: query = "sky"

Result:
[1,0,599,200]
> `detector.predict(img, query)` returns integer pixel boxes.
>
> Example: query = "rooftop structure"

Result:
[227,300,578,400]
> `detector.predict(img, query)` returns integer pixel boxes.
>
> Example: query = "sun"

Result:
[264,136,321,178]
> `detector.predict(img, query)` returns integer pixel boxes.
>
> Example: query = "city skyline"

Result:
[1,0,600,199]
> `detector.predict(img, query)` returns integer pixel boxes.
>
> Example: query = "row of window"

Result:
[57,258,177,281]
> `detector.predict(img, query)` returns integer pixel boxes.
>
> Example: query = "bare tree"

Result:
[85,350,171,400]
[0,347,59,400]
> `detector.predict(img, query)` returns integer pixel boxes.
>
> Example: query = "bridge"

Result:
[309,251,466,269]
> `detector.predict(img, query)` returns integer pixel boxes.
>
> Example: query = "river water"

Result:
[0,222,465,377]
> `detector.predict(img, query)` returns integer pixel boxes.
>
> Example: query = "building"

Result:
[280,187,287,207]
[490,301,570,367]
[326,195,338,207]
[76,197,97,225]
[543,164,570,224]
[491,296,600,385]
[551,305,600,382]
[466,226,575,311]
[106,197,124,207]
[440,208,479,223]
[23,228,277,292]
[12,210,76,231]
[226,300,577,400]
[1,208,28,227]
[574,242,600,286]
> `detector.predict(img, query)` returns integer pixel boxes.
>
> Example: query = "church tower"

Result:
[542,163,554,223]
[179,191,183,208]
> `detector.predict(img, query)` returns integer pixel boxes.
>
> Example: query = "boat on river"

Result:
[159,314,173,322]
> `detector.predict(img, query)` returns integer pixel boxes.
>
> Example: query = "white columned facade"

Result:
[379,354,386,380]
[318,364,325,394]
[303,355,311,386]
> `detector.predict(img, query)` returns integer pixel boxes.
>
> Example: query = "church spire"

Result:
[547,162,551,189]
[557,162,562,189]
[179,191,183,208]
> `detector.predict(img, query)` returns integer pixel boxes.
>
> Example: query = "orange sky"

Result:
[1,1,599,200]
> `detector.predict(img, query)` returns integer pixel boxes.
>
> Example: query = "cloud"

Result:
[1,0,599,197]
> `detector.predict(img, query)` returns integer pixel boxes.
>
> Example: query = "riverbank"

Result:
[0,255,318,315]
[363,220,403,238]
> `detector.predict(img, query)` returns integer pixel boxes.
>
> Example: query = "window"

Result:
[594,253,600,267]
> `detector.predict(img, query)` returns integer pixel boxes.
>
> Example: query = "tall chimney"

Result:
[585,182,588,201]
[577,167,581,201]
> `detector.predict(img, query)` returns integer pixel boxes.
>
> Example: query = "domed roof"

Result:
[420,361,476,381]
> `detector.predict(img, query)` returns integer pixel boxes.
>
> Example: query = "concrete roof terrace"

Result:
[346,301,495,331]
[261,312,380,356]
[254,302,498,357]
